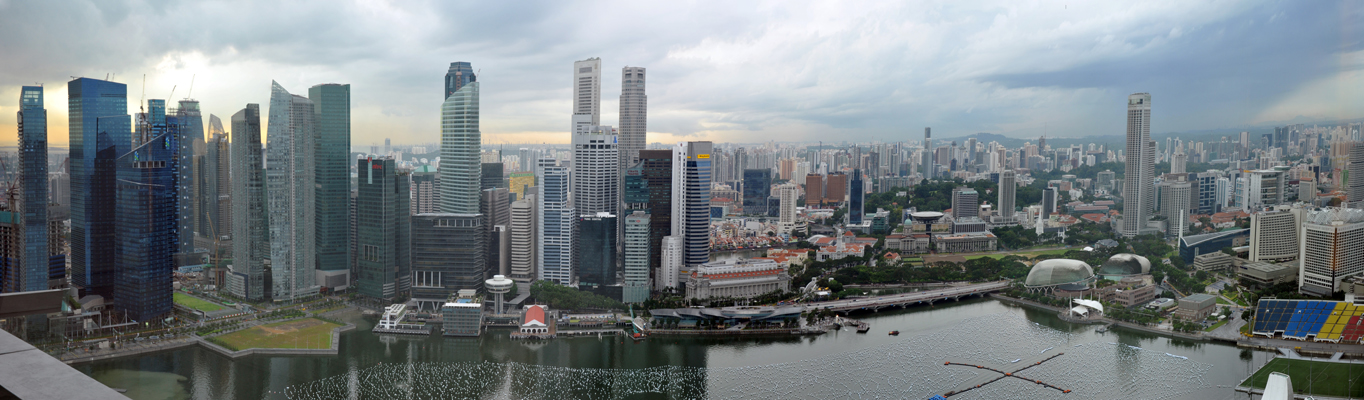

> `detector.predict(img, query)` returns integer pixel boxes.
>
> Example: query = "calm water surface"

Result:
[74,297,1274,399]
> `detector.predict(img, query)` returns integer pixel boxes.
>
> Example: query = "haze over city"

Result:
[1,1,1360,147]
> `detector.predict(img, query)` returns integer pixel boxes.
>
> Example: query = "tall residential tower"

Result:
[1121,93,1153,237]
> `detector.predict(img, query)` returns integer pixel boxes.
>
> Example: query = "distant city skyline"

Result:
[1,2,1360,147]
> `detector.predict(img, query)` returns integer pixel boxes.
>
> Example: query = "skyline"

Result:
[1,1,1362,147]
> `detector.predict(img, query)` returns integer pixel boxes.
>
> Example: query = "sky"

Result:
[0,0,1360,148]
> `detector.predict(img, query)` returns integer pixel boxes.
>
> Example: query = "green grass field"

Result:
[173,292,225,312]
[209,318,341,351]
[1241,358,1364,398]
[962,248,1070,261]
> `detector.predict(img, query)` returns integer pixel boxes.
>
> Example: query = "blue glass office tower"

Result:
[115,100,179,322]
[310,84,351,279]
[672,142,712,268]
[849,168,865,224]
[742,169,771,215]
[14,86,48,292]
[69,78,130,298]
[175,100,203,255]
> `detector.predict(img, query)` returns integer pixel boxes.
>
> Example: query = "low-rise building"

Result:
[685,258,792,300]
[1192,252,1235,272]
[511,305,553,339]
[932,231,998,253]
[1239,261,1299,286]
[440,290,484,337]
[1175,293,1218,320]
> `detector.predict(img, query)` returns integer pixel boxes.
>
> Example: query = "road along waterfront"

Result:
[73,297,1281,399]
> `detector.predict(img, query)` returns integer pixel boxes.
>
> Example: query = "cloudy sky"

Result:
[0,0,1360,147]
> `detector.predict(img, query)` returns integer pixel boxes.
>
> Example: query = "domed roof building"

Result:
[1024,259,1096,292]
[1096,253,1151,276]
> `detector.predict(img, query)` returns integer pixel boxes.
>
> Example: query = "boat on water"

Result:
[856,325,870,333]
[1011,358,1021,363]
[888,330,900,336]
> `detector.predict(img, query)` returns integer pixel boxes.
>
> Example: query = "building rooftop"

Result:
[0,330,128,399]
[1025,259,1095,288]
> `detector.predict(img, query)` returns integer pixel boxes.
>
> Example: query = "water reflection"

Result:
[76,299,1264,399]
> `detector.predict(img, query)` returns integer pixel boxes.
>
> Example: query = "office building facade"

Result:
[742,169,772,216]
[672,142,713,269]
[411,213,486,307]
[114,99,179,322]
[849,169,865,223]
[576,213,617,287]
[14,86,48,292]
[440,77,482,214]
[508,194,537,283]
[1300,208,1364,296]
[69,78,129,298]
[229,105,268,301]
[174,100,202,255]
[622,211,650,303]
[1122,93,1153,237]
[571,126,619,215]
[537,159,575,284]
[356,158,411,301]
[619,66,647,169]
[310,84,351,277]
[266,81,318,301]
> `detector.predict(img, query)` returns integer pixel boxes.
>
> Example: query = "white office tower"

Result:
[1171,145,1187,174]
[622,211,651,303]
[1159,181,1192,235]
[659,236,684,290]
[537,158,575,284]
[571,125,619,214]
[1349,143,1364,208]
[1121,93,1153,237]
[619,67,647,169]
[229,104,268,301]
[672,141,713,269]
[778,182,799,234]
[996,170,1016,223]
[1299,208,1364,296]
[1250,208,1303,263]
[509,194,537,284]
[572,58,601,135]
[266,81,319,300]
[440,80,482,214]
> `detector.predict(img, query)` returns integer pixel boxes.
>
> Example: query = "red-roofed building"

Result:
[685,258,792,300]
[514,305,553,338]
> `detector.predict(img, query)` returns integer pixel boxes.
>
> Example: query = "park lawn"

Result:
[1241,358,1364,398]
[210,318,340,351]
[1216,296,1231,305]
[173,292,225,312]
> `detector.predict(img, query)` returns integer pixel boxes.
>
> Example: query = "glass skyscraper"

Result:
[175,100,203,255]
[310,84,351,278]
[15,86,48,292]
[537,158,575,284]
[445,61,476,100]
[230,104,268,301]
[115,99,179,322]
[576,213,617,287]
[440,78,482,214]
[267,81,318,301]
[69,78,130,298]
[672,142,712,268]
[356,157,410,301]
[742,169,771,216]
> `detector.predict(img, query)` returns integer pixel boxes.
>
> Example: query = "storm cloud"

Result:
[0,0,1358,146]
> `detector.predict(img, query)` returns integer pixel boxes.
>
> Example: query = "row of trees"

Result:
[529,281,625,311]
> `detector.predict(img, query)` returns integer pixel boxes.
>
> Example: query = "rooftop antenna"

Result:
[186,74,196,99]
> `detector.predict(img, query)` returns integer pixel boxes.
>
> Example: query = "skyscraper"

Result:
[229,105,268,301]
[849,169,865,224]
[571,125,619,214]
[445,61,476,100]
[572,58,601,134]
[1348,143,1364,208]
[439,75,482,214]
[267,81,318,301]
[509,194,537,284]
[998,170,1016,221]
[575,213,617,287]
[1121,93,1153,237]
[537,158,575,284]
[411,213,486,307]
[623,150,672,291]
[114,99,179,322]
[952,187,978,219]
[310,84,351,282]
[622,211,650,303]
[15,86,48,292]
[175,100,203,255]
[201,115,231,242]
[619,66,647,170]
[672,142,712,269]
[356,157,411,301]
[1299,208,1364,295]
[1041,187,1058,218]
[411,165,439,214]
[742,169,772,215]
[921,127,933,180]
[778,183,799,235]
[69,78,129,298]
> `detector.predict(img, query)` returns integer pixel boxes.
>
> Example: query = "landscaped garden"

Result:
[208,318,341,351]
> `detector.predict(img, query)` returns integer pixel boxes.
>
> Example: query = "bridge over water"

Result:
[808,281,1011,314]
